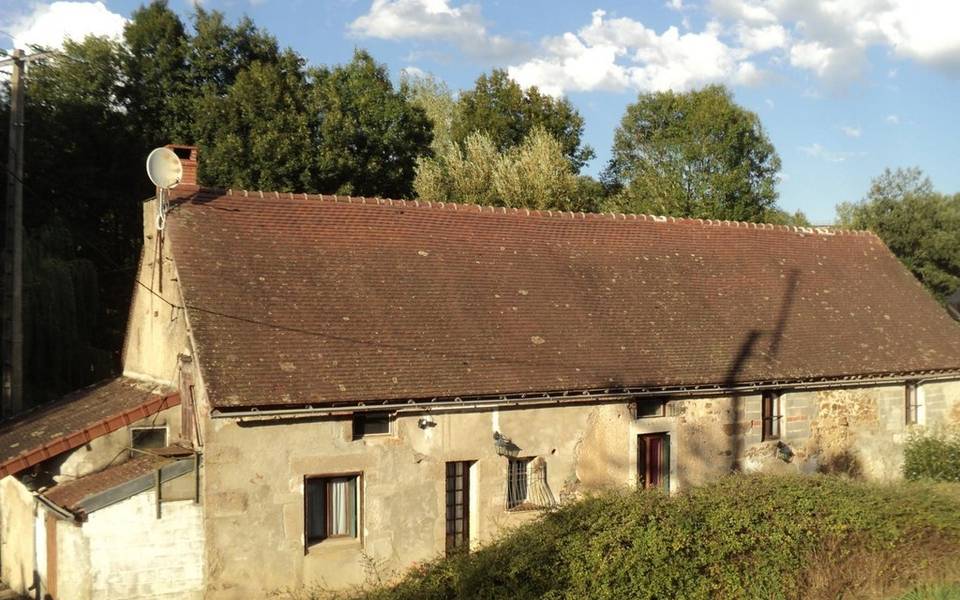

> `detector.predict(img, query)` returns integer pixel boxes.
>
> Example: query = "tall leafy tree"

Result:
[402,72,456,155]
[603,85,781,222]
[121,0,190,146]
[416,127,582,211]
[15,37,140,402]
[452,70,594,171]
[188,7,280,96]
[194,53,315,191]
[311,50,432,198]
[837,168,960,302]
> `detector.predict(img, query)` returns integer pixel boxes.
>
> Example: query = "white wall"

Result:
[58,491,204,600]
[0,476,35,595]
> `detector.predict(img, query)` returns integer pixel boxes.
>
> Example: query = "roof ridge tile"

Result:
[181,186,877,237]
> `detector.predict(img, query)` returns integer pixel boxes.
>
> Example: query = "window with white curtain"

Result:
[305,474,359,545]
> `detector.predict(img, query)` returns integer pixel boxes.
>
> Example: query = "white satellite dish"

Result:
[145,147,183,189]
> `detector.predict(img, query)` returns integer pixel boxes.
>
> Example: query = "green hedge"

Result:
[904,428,960,482]
[348,475,960,600]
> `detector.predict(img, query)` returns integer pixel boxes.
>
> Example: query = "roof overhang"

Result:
[210,370,960,422]
[0,392,180,478]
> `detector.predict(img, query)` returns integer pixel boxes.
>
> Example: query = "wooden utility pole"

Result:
[2,49,25,419]
[1,49,55,419]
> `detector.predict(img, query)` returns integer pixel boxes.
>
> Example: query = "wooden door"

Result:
[638,433,670,491]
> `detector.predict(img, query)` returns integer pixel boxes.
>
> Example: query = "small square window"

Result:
[506,457,532,509]
[305,475,360,545]
[131,426,167,450]
[634,399,666,418]
[761,392,782,441]
[352,413,391,439]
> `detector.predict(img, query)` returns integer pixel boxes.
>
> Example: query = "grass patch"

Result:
[286,475,960,600]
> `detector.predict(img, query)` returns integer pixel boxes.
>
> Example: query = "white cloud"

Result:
[713,0,960,84]
[799,142,864,163]
[666,0,685,11]
[401,65,427,78]
[507,10,764,96]
[840,125,861,138]
[764,97,774,109]
[885,114,900,125]
[735,23,787,53]
[349,0,528,61]
[8,1,126,50]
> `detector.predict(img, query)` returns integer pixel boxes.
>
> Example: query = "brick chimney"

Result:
[164,144,198,187]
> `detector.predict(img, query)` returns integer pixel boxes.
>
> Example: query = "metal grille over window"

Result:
[506,456,556,510]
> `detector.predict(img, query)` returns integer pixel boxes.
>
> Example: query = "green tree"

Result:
[16,37,141,402]
[603,85,781,222]
[121,0,190,146]
[188,7,280,95]
[194,53,315,191]
[416,127,581,211]
[402,72,456,155]
[452,70,594,171]
[837,168,960,302]
[311,50,432,198]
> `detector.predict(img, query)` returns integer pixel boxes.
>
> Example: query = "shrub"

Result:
[340,475,960,600]
[904,427,960,482]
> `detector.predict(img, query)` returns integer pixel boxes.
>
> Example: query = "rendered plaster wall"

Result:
[201,401,658,598]
[199,381,960,597]
[56,405,183,480]
[122,198,192,387]
[0,476,35,595]
[55,491,204,600]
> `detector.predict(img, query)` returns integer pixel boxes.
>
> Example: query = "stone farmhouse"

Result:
[1,146,960,599]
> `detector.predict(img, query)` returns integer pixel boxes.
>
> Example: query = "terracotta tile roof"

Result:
[163,189,960,409]
[43,453,170,514]
[0,377,179,477]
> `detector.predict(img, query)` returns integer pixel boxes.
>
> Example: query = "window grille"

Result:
[506,457,531,509]
[506,456,556,510]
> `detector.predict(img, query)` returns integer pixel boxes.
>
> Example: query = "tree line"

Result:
[0,0,955,409]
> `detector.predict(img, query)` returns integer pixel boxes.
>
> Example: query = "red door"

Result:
[638,433,670,491]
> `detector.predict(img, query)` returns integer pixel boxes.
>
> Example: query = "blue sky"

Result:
[4,0,960,224]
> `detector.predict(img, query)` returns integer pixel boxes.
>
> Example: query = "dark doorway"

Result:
[638,433,670,491]
[445,461,472,554]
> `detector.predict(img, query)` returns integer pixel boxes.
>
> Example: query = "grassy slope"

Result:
[338,475,960,600]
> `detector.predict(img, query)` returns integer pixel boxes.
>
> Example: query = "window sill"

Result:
[306,536,362,553]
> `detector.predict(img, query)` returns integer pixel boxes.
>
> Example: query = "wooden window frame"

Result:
[303,472,362,550]
[445,461,473,555]
[761,392,782,441]
[130,425,168,450]
[905,382,920,426]
[352,412,393,440]
[633,398,667,419]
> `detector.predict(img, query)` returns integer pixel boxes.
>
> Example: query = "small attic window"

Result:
[352,412,392,439]
[131,426,168,450]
